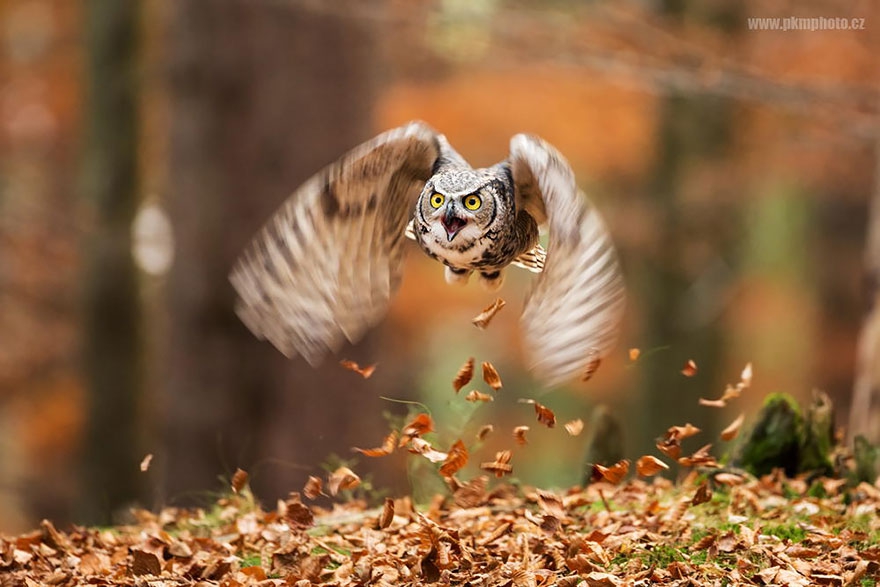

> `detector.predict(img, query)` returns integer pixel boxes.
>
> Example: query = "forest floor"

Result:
[1,470,878,586]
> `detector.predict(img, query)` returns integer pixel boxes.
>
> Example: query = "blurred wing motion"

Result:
[510,134,626,386]
[230,122,441,364]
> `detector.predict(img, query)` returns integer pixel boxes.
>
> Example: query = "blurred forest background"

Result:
[0,0,877,532]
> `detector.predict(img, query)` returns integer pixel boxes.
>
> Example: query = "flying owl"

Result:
[230,121,625,386]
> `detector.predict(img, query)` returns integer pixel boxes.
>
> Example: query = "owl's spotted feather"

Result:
[230,121,625,386]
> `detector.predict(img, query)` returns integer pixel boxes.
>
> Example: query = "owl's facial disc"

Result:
[442,204,467,242]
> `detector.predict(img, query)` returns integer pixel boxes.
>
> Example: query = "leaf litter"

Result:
[4,357,878,586]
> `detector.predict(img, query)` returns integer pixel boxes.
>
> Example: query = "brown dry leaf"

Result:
[355,430,398,457]
[593,459,630,484]
[480,450,513,478]
[477,424,494,441]
[536,490,566,519]
[720,413,745,441]
[678,444,718,468]
[327,466,360,496]
[741,362,753,386]
[691,481,712,506]
[471,298,506,329]
[628,348,641,361]
[513,425,530,446]
[131,549,162,576]
[668,423,701,440]
[439,439,469,477]
[681,359,698,377]
[482,361,503,390]
[231,468,249,494]
[400,413,434,445]
[656,436,681,460]
[339,359,376,379]
[464,390,494,403]
[564,419,584,436]
[453,357,475,392]
[581,355,602,381]
[409,438,448,463]
[378,497,394,529]
[636,455,669,477]
[303,476,324,499]
[139,453,153,473]
[520,399,557,428]
[713,472,745,486]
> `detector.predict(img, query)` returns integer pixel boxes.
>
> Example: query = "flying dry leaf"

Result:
[477,425,494,441]
[465,390,494,403]
[741,362,753,386]
[667,423,701,440]
[303,476,324,499]
[231,468,249,494]
[453,357,474,392]
[657,437,681,460]
[720,413,745,441]
[681,359,698,377]
[355,430,398,457]
[593,459,630,484]
[409,438,449,463]
[713,472,745,486]
[564,419,584,436]
[581,355,601,381]
[698,397,727,408]
[480,450,513,478]
[520,399,556,428]
[378,497,394,529]
[691,481,712,506]
[628,348,641,361]
[400,413,434,445]
[482,361,503,390]
[327,466,360,496]
[678,444,718,468]
[139,453,153,472]
[513,425,530,446]
[439,439,469,477]
[636,455,669,477]
[339,359,376,379]
[471,298,506,329]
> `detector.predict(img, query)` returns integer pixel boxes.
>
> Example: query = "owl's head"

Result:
[417,167,510,245]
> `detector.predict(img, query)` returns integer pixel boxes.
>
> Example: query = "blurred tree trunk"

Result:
[849,140,880,444]
[636,1,740,457]
[80,0,143,523]
[162,0,379,504]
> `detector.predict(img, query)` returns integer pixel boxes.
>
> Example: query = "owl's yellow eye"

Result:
[430,193,445,209]
[463,194,482,210]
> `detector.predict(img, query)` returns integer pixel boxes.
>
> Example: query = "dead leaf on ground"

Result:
[720,413,745,441]
[339,359,376,379]
[482,361,503,390]
[453,357,474,393]
[471,298,506,329]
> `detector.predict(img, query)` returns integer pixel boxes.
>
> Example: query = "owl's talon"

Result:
[479,270,504,291]
[445,266,472,286]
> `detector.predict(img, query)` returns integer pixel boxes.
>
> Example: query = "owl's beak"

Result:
[442,207,467,242]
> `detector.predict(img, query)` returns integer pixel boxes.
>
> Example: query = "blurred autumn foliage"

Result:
[0,0,877,532]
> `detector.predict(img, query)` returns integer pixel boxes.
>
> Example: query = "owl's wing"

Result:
[230,121,442,364]
[509,134,626,386]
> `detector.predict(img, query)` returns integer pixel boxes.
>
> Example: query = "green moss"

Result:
[734,392,803,477]
[761,523,806,543]
[799,390,834,475]
[240,553,262,568]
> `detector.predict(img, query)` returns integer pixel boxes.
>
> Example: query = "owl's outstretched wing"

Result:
[230,121,441,364]
[510,134,626,386]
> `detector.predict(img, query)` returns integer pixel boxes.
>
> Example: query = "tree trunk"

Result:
[80,0,143,524]
[849,138,880,444]
[162,0,379,504]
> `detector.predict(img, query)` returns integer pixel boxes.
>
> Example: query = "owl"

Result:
[230,121,625,386]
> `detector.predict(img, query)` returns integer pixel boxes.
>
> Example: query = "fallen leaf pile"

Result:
[2,472,877,586]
